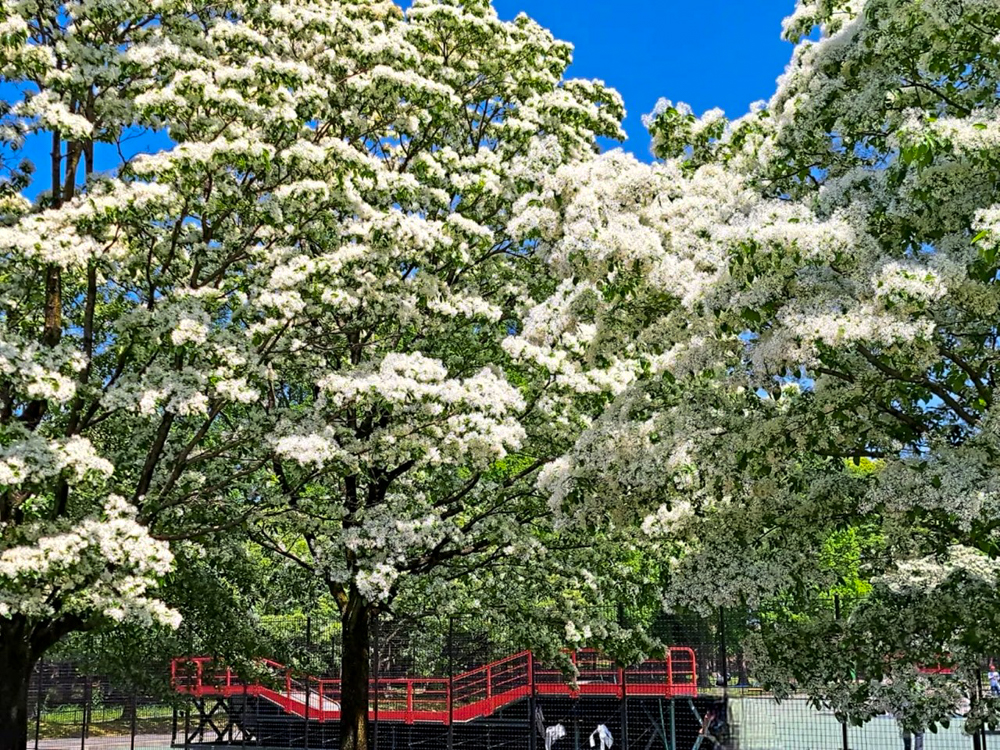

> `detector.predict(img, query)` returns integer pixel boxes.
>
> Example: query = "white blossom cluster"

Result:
[514,0,1000,730]
[5,0,999,735]
[0,496,179,628]
[0,0,627,676]
[0,0,642,681]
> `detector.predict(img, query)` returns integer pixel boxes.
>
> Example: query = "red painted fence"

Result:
[172,647,697,726]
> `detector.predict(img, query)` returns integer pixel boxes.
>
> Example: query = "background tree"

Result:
[0,2,263,746]
[517,0,1000,733]
[242,1,643,745]
[0,0,628,749]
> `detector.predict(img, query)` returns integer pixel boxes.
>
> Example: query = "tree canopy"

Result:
[3,0,1000,743]
[530,0,1000,732]
[0,0,640,748]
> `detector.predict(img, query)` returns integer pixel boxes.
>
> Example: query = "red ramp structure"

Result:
[171,647,718,749]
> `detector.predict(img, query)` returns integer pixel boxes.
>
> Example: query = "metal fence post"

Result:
[447,616,454,750]
[331,630,338,679]
[254,683,260,747]
[304,616,311,749]
[372,610,379,750]
[718,604,729,749]
[34,658,44,750]
[718,607,729,696]
[621,658,629,750]
[975,663,985,750]
[835,596,849,750]
[303,678,310,749]
[80,676,91,750]
[981,658,989,750]
[130,689,137,750]
[528,649,536,750]
[669,696,676,750]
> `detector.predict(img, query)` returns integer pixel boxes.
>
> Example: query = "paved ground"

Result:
[37,735,173,750]
[731,698,974,750]
[29,701,990,750]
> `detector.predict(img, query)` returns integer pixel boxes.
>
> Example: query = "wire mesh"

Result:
[25,609,1000,750]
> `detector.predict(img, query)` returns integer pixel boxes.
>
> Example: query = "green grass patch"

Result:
[36,705,174,739]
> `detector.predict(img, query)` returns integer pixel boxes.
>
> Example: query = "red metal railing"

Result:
[532,648,697,699]
[451,650,533,721]
[171,646,697,725]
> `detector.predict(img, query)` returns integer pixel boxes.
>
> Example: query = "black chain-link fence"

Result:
[25,609,998,750]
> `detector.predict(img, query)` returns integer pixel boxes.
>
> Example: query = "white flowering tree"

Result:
[514,0,1000,733]
[0,2,227,746]
[0,0,626,748]
[239,1,635,746]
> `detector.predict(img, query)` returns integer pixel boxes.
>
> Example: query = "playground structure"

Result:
[25,610,995,750]
[171,647,729,749]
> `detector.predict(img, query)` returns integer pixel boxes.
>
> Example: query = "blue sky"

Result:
[492,0,797,158]
[10,0,796,196]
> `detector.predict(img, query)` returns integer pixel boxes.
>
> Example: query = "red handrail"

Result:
[171,646,697,725]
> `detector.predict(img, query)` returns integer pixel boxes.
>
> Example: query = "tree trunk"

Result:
[0,623,37,750]
[736,647,748,686]
[339,592,371,750]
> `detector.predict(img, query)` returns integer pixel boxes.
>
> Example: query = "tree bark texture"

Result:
[338,592,371,750]
[0,620,37,750]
